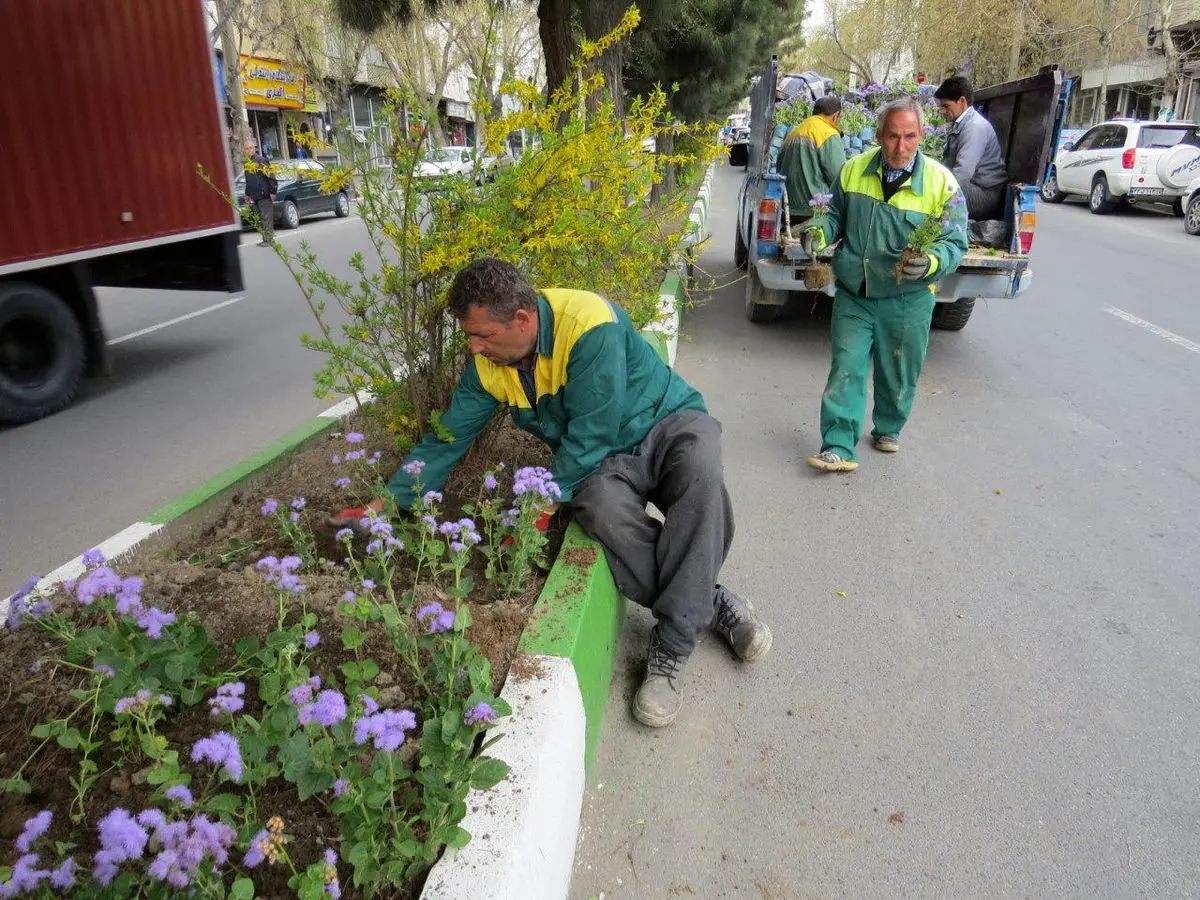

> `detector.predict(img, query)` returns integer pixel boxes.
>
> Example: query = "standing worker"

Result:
[802,98,968,472]
[933,76,1008,220]
[243,140,277,247]
[778,96,847,221]
[327,258,773,728]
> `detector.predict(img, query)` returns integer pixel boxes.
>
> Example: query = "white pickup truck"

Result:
[730,62,1071,330]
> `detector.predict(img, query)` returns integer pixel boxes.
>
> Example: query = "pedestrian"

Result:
[327,257,772,728]
[933,76,1009,221]
[243,140,277,247]
[802,98,968,472]
[777,95,847,222]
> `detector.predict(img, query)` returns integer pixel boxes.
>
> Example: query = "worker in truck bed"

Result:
[934,76,1008,221]
[802,98,968,473]
[778,95,847,222]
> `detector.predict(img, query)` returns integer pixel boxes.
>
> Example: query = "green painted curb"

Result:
[641,329,669,364]
[147,415,339,524]
[518,522,624,770]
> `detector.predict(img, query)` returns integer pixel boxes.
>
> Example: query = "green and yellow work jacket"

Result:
[386,289,706,505]
[778,114,847,219]
[811,147,969,299]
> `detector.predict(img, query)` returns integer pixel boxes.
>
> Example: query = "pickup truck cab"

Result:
[730,59,1069,331]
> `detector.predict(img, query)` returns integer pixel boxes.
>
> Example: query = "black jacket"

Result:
[244,153,278,201]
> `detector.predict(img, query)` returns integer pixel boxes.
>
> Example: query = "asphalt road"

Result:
[571,162,1200,899]
[0,211,370,597]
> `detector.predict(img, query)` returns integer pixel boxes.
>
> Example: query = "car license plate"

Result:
[1129,187,1164,196]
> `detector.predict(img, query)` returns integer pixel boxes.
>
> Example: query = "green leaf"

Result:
[30,723,53,739]
[164,659,186,684]
[442,826,472,849]
[259,673,281,704]
[341,626,366,650]
[470,757,509,791]
[56,728,82,751]
[235,637,261,655]
[296,769,334,802]
[230,877,256,900]
[440,708,461,745]
[206,792,243,816]
[279,734,313,783]
[360,658,379,682]
[1,777,32,795]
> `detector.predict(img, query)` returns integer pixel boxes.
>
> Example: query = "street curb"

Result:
[2,162,717,900]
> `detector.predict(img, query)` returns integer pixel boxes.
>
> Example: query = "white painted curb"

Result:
[420,655,586,900]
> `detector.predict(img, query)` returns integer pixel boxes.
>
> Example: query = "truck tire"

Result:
[1089,176,1116,215]
[280,199,300,229]
[745,266,784,323]
[734,220,749,270]
[1040,167,1067,203]
[930,298,975,331]
[0,282,87,424]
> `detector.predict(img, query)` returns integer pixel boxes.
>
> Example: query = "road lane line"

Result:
[106,296,244,346]
[1104,307,1200,355]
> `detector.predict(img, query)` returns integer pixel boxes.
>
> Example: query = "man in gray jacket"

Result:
[934,76,1008,220]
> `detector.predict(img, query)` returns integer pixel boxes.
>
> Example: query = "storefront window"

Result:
[250,110,282,159]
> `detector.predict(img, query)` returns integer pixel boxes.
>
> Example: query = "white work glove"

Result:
[899,254,932,282]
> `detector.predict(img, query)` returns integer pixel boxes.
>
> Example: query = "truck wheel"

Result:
[1089,176,1116,215]
[334,192,350,217]
[734,221,749,270]
[930,298,975,331]
[1040,168,1067,203]
[280,199,300,229]
[0,282,87,424]
[745,266,784,323]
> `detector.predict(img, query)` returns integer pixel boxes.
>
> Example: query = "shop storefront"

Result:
[240,55,311,160]
[439,99,473,146]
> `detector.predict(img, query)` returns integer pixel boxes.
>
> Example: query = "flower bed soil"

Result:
[0,411,558,898]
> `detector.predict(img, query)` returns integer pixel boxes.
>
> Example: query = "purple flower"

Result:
[6,579,52,631]
[332,454,342,465]
[361,579,375,590]
[94,808,149,884]
[115,690,153,715]
[288,676,321,707]
[191,732,244,782]
[304,631,321,649]
[421,515,438,531]
[94,664,115,678]
[4,854,48,894]
[114,577,145,616]
[417,602,456,633]
[464,702,498,727]
[243,828,269,868]
[76,566,122,606]
[403,459,427,476]
[365,540,383,554]
[290,511,301,523]
[136,607,176,639]
[332,778,349,798]
[344,450,364,462]
[82,548,106,569]
[208,681,245,717]
[324,847,338,867]
[165,785,194,807]
[292,497,306,510]
[323,847,341,897]
[261,499,279,516]
[422,491,443,505]
[15,810,52,853]
[48,857,76,891]
[299,690,348,727]
[512,467,561,500]
[359,693,380,715]
[484,473,499,490]
[353,708,418,752]
[257,556,305,595]
[335,477,352,490]
[367,452,381,466]
[341,590,356,603]
[345,432,365,444]
[439,521,460,536]
[450,541,467,553]
[335,527,353,542]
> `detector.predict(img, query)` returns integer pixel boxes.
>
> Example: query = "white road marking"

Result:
[1104,306,1200,355]
[106,296,244,346]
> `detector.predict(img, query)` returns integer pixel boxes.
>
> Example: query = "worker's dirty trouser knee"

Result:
[570,410,734,658]
[819,287,936,461]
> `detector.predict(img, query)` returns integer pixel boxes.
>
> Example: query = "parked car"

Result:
[1183,175,1200,235]
[416,146,505,185]
[235,159,351,229]
[1040,119,1200,214]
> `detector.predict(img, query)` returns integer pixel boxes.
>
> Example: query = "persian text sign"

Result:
[240,55,306,109]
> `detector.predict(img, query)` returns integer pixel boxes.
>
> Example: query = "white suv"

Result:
[1041,119,1200,214]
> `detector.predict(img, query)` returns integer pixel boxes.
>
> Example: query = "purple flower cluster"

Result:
[417,602,456,633]
[136,606,177,639]
[5,577,51,631]
[483,473,499,491]
[191,732,244,782]
[402,459,426,476]
[288,676,323,707]
[353,707,418,752]
[82,547,106,569]
[464,702,498,727]
[345,432,365,444]
[332,778,349,798]
[208,681,245,717]
[439,517,482,553]
[15,810,52,854]
[361,512,403,555]
[165,785,194,808]
[324,847,341,899]
[92,807,235,888]
[70,564,175,639]
[0,853,74,896]
[512,466,562,501]
[297,690,348,728]
[334,476,352,490]
[115,690,172,715]
[422,490,444,506]
[255,555,305,594]
[261,498,279,516]
[304,631,321,649]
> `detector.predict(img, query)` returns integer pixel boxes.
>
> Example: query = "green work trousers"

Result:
[819,287,936,461]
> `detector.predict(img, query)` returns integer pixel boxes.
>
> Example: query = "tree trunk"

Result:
[650,130,675,205]
[538,0,573,102]
[216,0,251,173]
[582,2,625,120]
[1095,40,1112,124]
[1008,4,1024,80]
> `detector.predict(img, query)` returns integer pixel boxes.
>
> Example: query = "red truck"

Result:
[0,0,243,423]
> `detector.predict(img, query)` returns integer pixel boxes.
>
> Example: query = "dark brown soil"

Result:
[0,410,559,897]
